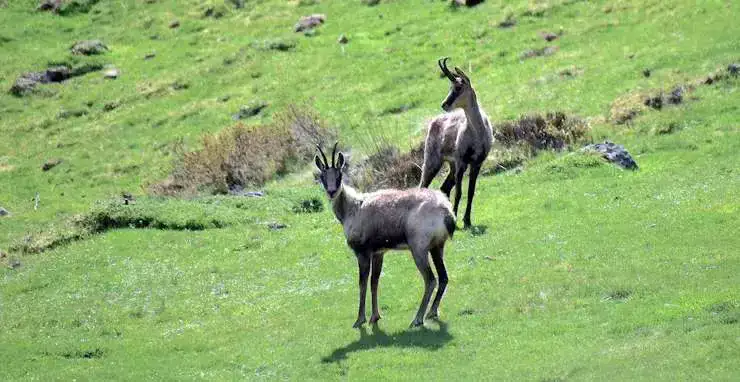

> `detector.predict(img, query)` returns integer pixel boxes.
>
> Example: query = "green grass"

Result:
[1,0,739,380]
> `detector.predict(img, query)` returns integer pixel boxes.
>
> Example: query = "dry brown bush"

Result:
[494,112,590,152]
[151,104,335,196]
[350,112,589,191]
[348,141,424,192]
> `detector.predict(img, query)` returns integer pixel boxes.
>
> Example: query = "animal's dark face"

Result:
[442,78,470,111]
[318,166,343,199]
[438,57,473,112]
[315,144,345,199]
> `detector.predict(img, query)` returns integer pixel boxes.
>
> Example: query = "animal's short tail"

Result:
[444,214,457,238]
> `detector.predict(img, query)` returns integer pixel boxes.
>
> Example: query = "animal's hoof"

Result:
[425,311,439,319]
[352,318,366,328]
[369,314,382,324]
[409,319,424,328]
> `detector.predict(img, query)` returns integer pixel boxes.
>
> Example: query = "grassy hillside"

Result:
[1,0,738,380]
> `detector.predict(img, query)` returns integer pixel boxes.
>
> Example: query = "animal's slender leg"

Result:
[452,161,468,217]
[440,162,456,198]
[426,245,448,319]
[410,248,437,328]
[420,153,443,188]
[463,164,481,229]
[353,252,371,328]
[369,252,385,324]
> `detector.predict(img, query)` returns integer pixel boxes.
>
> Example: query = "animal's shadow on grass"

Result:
[321,320,453,363]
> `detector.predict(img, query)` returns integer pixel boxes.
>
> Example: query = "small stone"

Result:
[8,258,21,270]
[57,109,88,119]
[539,31,558,41]
[668,86,684,105]
[644,95,663,110]
[498,15,516,28]
[583,141,638,170]
[232,101,268,120]
[294,14,325,33]
[267,222,287,230]
[337,34,349,44]
[70,40,108,55]
[520,46,558,59]
[122,192,135,205]
[454,0,484,6]
[103,101,120,112]
[262,39,296,51]
[169,20,180,28]
[728,63,739,76]
[0,207,10,217]
[103,66,120,79]
[42,159,63,171]
[228,184,265,197]
[37,0,61,12]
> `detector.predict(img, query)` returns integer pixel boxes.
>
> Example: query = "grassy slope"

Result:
[1,0,739,380]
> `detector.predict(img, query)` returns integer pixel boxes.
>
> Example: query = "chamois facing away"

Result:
[315,143,456,328]
[420,57,493,229]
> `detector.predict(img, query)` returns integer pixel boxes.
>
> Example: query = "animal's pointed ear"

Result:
[315,155,325,170]
[454,67,470,83]
[336,152,345,169]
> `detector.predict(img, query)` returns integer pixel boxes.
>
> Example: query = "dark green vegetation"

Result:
[1,0,738,380]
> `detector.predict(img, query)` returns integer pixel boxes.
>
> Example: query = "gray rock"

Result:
[103,66,120,79]
[454,0,485,6]
[583,141,638,170]
[267,222,287,230]
[259,39,296,51]
[728,63,739,76]
[539,31,558,42]
[70,40,108,55]
[9,66,70,95]
[232,101,268,120]
[294,14,325,32]
[520,46,558,59]
[57,109,88,119]
[9,64,102,96]
[8,258,21,270]
[37,0,62,12]
[103,101,120,111]
[668,86,684,105]
[498,15,516,28]
[42,158,63,171]
[228,184,264,197]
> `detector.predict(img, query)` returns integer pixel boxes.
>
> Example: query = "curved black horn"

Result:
[316,144,329,167]
[330,141,339,168]
[438,57,456,81]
